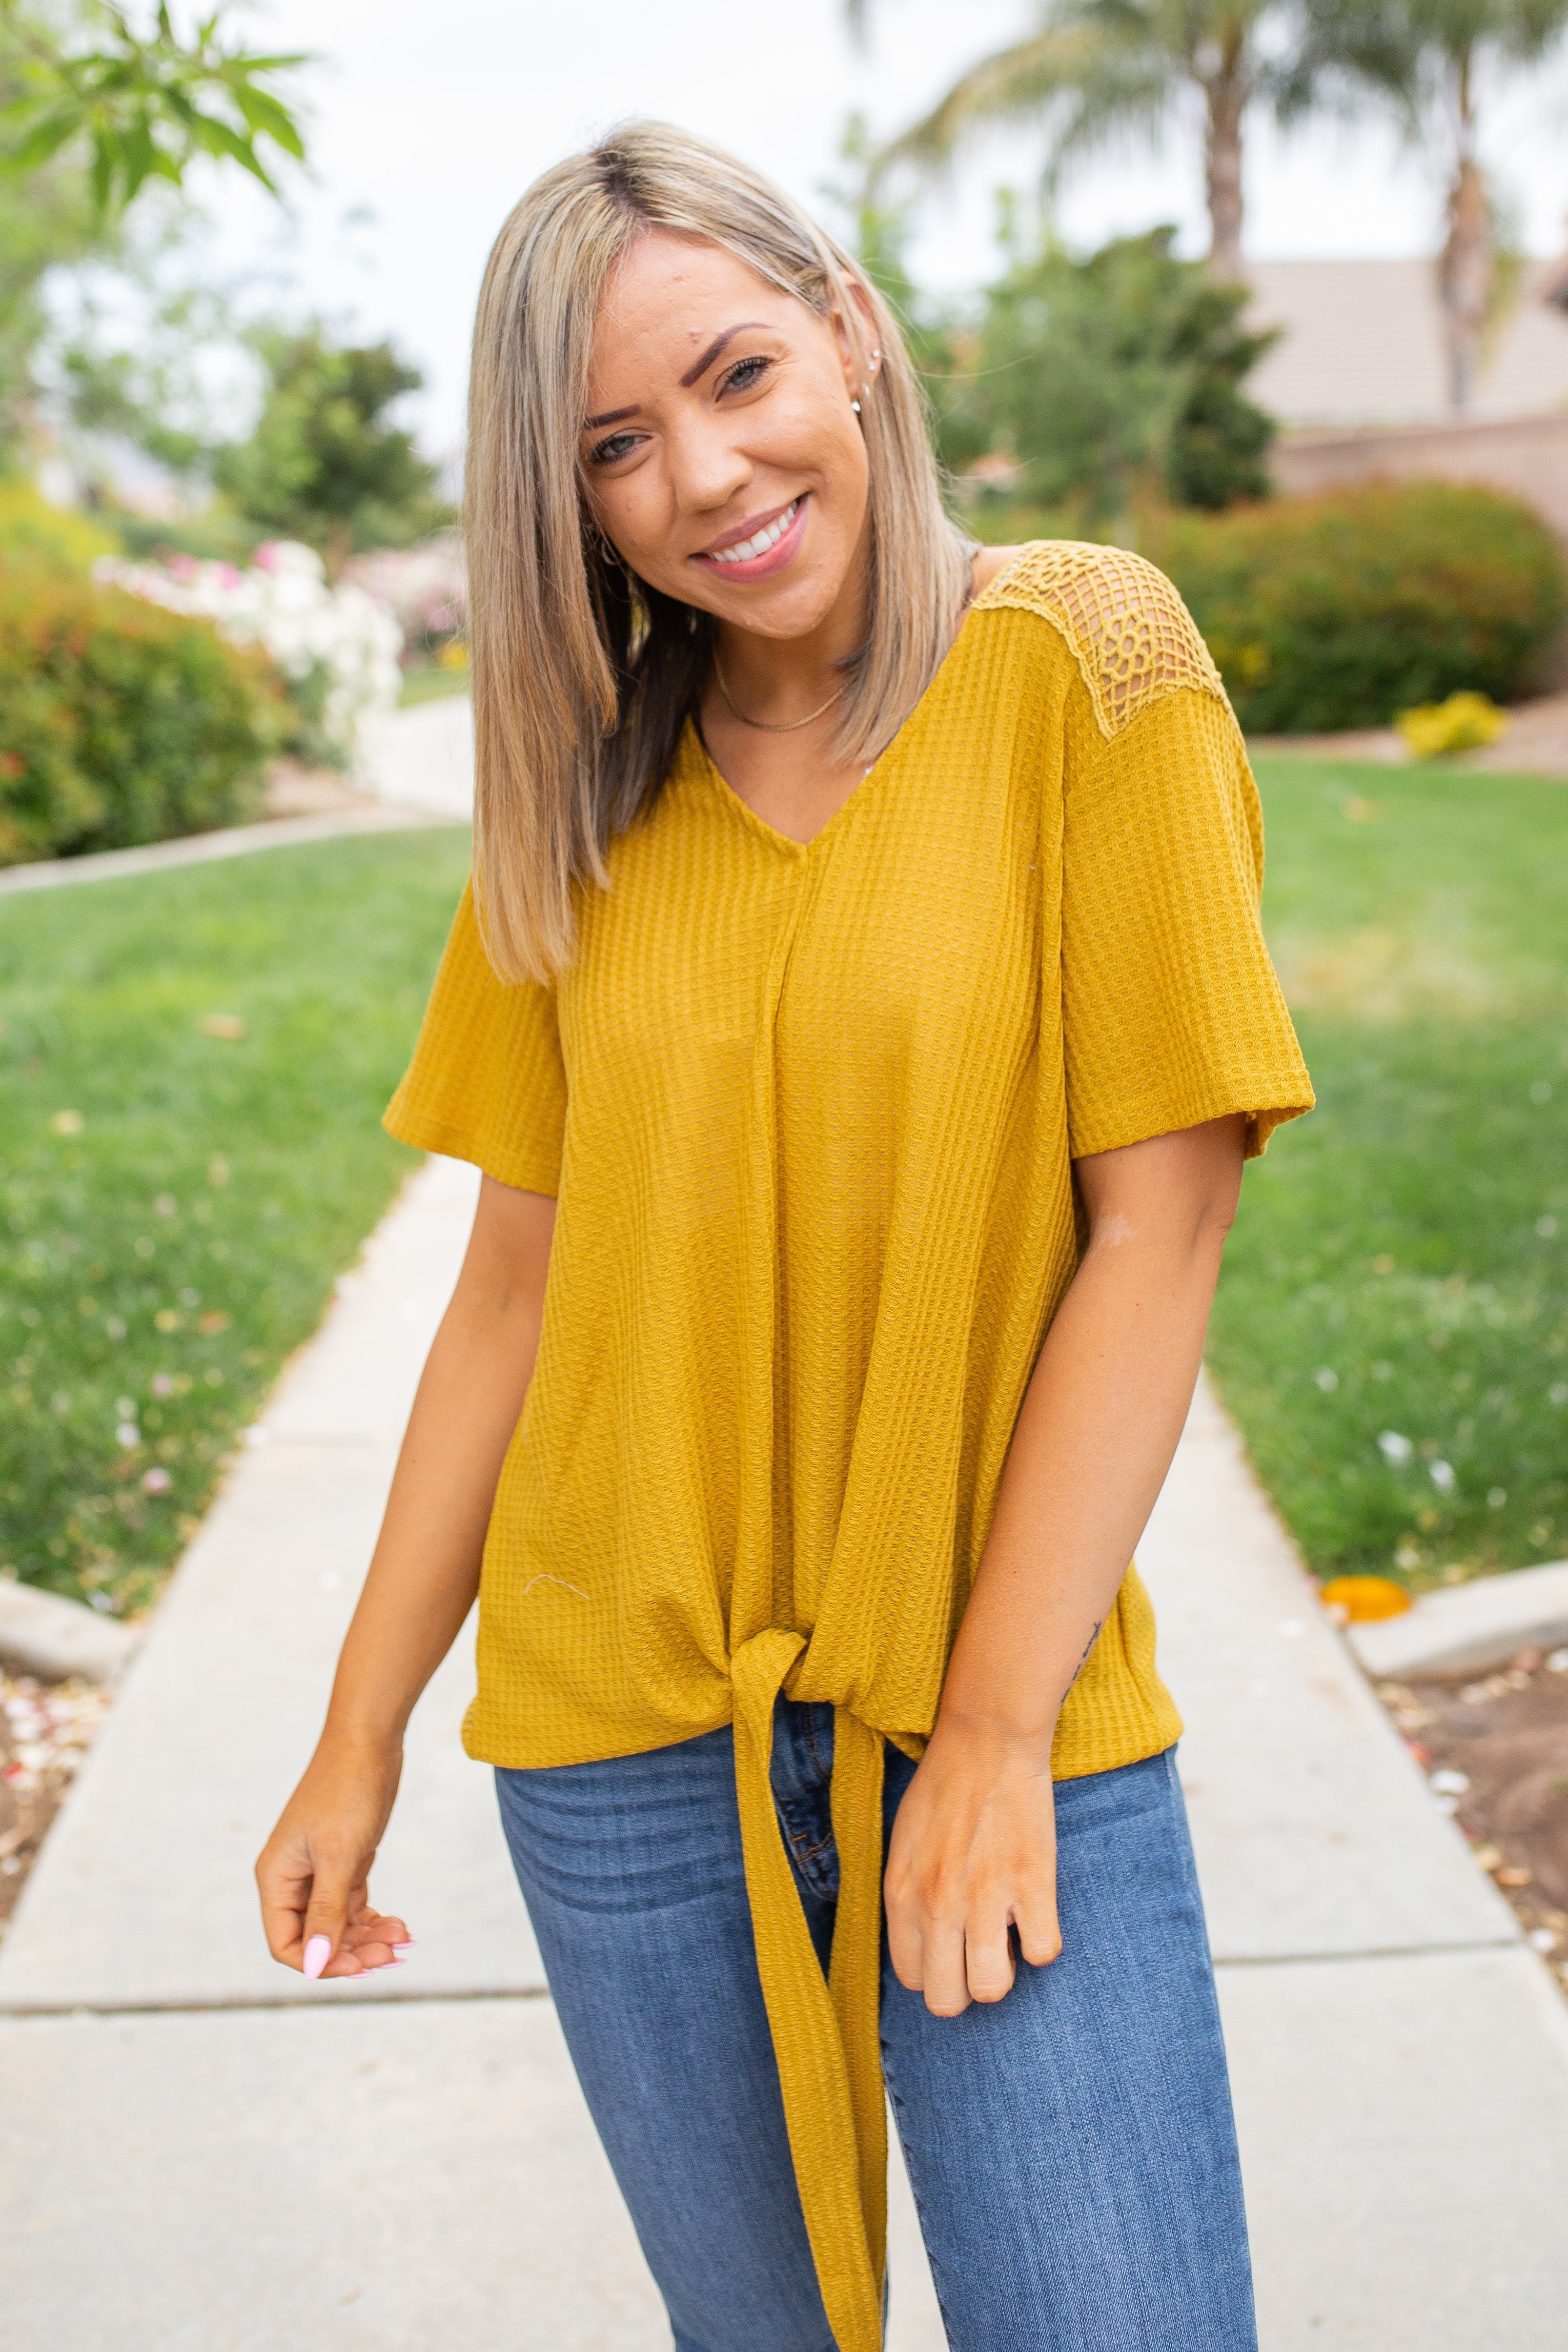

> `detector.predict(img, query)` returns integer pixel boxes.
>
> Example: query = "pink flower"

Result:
[141,1466,172,1495]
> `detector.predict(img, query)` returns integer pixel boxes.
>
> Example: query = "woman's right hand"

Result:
[255,1733,412,1979]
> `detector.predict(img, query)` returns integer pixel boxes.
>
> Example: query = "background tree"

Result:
[936,221,1277,531]
[851,0,1305,281]
[0,76,96,460]
[214,327,448,575]
[1285,0,1568,406]
[0,1,305,214]
[823,111,963,376]
[0,2,306,464]
[54,265,239,490]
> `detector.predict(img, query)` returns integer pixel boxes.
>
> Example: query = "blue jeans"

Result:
[496,1702,1255,2352]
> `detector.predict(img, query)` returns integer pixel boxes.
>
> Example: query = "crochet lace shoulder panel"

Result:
[970,540,1228,740]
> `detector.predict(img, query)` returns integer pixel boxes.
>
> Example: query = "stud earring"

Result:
[850,397,862,414]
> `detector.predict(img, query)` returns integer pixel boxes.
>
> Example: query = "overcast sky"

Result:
[193,0,1568,455]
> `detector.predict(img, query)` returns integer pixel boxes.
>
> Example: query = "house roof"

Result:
[1244,258,1568,430]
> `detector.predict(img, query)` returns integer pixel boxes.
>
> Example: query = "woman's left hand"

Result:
[883,1715,1062,2016]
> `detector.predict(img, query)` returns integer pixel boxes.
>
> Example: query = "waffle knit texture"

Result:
[384,542,1314,2352]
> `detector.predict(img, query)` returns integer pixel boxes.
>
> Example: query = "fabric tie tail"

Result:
[730,1629,888,2352]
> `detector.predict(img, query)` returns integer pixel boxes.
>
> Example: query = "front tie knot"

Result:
[728,1630,887,2352]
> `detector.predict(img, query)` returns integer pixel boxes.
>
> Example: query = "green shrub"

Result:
[0,566,278,864]
[0,480,119,575]
[1158,481,1567,733]
[109,502,263,568]
[932,227,1277,526]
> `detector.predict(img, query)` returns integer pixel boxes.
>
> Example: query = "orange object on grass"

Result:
[1320,1574,1413,1621]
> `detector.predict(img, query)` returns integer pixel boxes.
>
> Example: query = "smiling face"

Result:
[580,230,873,644]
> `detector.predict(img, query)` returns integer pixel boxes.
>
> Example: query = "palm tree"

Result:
[1285,0,1568,407]
[850,0,1295,282]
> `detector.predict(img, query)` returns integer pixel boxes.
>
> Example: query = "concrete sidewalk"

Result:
[365,693,474,820]
[4,1158,1568,2348]
[1140,1386,1568,2346]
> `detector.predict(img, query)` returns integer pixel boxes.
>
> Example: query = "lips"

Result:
[691,495,809,583]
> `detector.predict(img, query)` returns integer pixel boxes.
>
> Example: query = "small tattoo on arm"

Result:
[1069,1620,1103,1688]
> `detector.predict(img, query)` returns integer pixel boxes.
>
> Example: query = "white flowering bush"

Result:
[344,533,466,653]
[93,541,403,769]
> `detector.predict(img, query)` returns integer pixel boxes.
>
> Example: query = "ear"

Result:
[830,274,881,408]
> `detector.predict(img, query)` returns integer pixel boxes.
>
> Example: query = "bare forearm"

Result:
[320,1180,555,1752]
[939,1120,1243,1753]
[884,1119,1244,2013]
[320,1311,534,1748]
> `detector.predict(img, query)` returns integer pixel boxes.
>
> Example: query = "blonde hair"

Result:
[465,120,972,981]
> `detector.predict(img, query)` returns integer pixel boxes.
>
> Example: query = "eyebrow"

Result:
[581,322,772,434]
[679,322,768,388]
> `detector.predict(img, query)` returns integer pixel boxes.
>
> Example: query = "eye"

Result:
[588,430,641,468]
[719,354,771,397]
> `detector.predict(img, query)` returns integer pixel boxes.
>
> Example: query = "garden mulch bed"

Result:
[0,1666,111,1936]
[1250,686,1568,778]
[262,758,377,819]
[1375,1650,1568,1997]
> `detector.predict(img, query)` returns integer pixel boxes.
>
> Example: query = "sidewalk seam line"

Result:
[0,1984,554,2018]
[0,1938,1530,2017]
[1214,1935,1522,1969]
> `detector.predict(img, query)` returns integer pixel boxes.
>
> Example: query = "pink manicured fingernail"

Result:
[303,1935,332,1980]
[392,1941,416,1954]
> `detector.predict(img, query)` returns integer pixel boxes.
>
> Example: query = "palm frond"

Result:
[1041,66,1183,187]
[873,19,1182,182]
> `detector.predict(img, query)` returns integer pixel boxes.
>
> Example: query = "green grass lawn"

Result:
[398,664,470,708]
[1211,755,1568,1591]
[0,830,471,1616]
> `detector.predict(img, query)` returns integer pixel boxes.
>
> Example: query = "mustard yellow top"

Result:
[385,542,1313,2352]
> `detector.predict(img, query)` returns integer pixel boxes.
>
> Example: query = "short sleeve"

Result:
[383,881,566,1195]
[1060,684,1313,1162]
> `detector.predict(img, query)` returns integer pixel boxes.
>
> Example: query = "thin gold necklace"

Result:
[712,650,845,733]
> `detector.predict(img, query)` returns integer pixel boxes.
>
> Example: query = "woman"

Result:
[257,123,1312,2352]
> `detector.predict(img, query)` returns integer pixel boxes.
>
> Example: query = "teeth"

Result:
[711,500,798,563]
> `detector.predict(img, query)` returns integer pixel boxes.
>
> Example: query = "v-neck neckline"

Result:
[688,574,1013,858]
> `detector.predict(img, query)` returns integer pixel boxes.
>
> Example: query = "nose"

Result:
[666,411,752,521]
